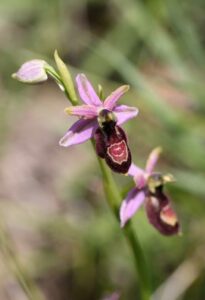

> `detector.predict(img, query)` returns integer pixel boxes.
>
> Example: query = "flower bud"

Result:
[12,59,48,83]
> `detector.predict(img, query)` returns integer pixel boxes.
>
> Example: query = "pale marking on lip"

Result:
[160,205,178,226]
[150,196,159,209]
[107,140,128,164]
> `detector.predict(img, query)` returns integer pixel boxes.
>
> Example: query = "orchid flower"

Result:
[60,74,139,173]
[120,147,180,235]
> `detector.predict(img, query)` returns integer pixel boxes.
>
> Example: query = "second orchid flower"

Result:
[120,148,180,235]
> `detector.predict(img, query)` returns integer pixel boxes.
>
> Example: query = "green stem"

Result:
[94,147,151,300]
[96,155,121,217]
[123,223,151,300]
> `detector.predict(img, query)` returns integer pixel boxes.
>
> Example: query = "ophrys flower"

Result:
[60,74,138,173]
[120,147,180,235]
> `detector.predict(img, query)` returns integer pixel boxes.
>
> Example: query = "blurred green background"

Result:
[0,0,205,299]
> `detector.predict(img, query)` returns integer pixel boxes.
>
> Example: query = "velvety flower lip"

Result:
[60,73,138,147]
[120,148,180,236]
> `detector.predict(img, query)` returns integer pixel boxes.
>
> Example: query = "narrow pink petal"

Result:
[128,163,144,177]
[128,164,146,188]
[104,85,129,110]
[120,188,145,227]
[76,74,102,106]
[135,174,147,189]
[113,105,138,125]
[145,147,162,174]
[65,105,98,119]
[59,118,98,147]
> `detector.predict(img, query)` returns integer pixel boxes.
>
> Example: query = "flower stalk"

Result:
[123,222,151,300]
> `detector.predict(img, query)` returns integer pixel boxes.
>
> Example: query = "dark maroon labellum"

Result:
[94,119,131,174]
[145,187,180,236]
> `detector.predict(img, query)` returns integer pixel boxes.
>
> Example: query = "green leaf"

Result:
[54,50,79,106]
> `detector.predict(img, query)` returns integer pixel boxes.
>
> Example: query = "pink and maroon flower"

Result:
[59,74,138,173]
[120,147,180,235]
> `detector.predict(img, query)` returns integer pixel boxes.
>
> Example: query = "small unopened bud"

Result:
[12,59,48,83]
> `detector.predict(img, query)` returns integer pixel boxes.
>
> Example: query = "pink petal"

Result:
[76,74,102,106]
[128,164,146,189]
[113,105,138,125]
[128,163,144,177]
[135,174,147,189]
[59,118,98,147]
[65,105,98,119]
[104,85,129,110]
[120,188,145,227]
[145,147,162,174]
